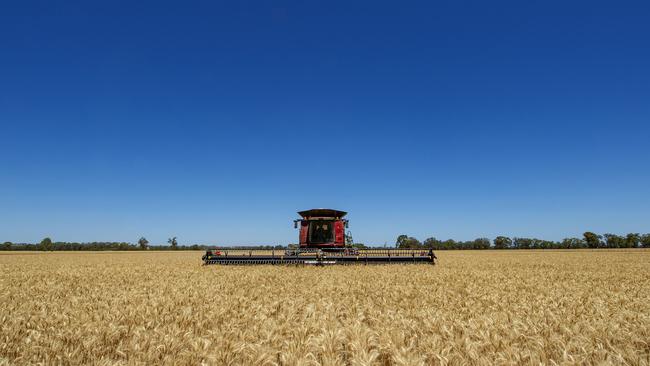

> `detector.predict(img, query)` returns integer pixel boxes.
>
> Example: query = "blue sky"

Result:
[1,1,649,245]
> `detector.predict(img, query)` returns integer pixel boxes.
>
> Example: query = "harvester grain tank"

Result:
[202,209,436,265]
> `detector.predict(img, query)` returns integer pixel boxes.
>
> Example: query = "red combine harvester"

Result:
[202,208,436,265]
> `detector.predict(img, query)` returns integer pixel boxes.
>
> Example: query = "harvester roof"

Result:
[298,208,347,219]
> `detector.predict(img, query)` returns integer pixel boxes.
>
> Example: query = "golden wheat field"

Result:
[1,250,649,365]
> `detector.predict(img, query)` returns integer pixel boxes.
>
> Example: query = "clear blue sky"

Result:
[1,1,649,245]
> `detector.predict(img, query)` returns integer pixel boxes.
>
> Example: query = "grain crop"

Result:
[1,250,649,365]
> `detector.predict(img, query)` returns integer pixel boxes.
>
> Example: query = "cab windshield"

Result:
[308,220,334,244]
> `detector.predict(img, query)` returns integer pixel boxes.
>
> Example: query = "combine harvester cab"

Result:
[203,208,436,265]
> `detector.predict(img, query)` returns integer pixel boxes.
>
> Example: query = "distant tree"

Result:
[531,239,543,249]
[423,237,441,249]
[168,237,178,250]
[440,239,456,250]
[397,236,421,249]
[395,235,408,248]
[2,241,11,250]
[559,238,569,249]
[39,237,53,251]
[583,232,602,248]
[472,238,491,249]
[624,233,640,248]
[453,240,466,250]
[138,237,149,250]
[561,237,585,249]
[513,237,533,249]
[603,234,625,248]
[407,237,422,248]
[493,236,512,249]
[641,234,650,248]
[351,243,367,249]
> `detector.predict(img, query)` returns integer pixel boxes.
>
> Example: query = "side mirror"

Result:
[293,220,298,229]
[344,220,349,228]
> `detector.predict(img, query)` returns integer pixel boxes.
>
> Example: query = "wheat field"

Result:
[1,250,649,365]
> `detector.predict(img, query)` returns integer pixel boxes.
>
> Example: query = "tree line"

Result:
[0,237,284,251]
[394,232,650,250]
[2,232,649,251]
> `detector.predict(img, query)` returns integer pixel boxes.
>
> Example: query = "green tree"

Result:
[624,233,640,248]
[168,237,178,250]
[583,232,602,248]
[441,239,456,250]
[561,237,585,249]
[40,237,53,251]
[531,239,544,249]
[472,238,491,249]
[641,234,650,248]
[603,234,625,248]
[423,237,441,249]
[138,237,149,250]
[395,235,408,248]
[493,236,512,249]
[397,236,421,248]
[639,234,650,248]
[513,237,533,249]
[2,241,11,250]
